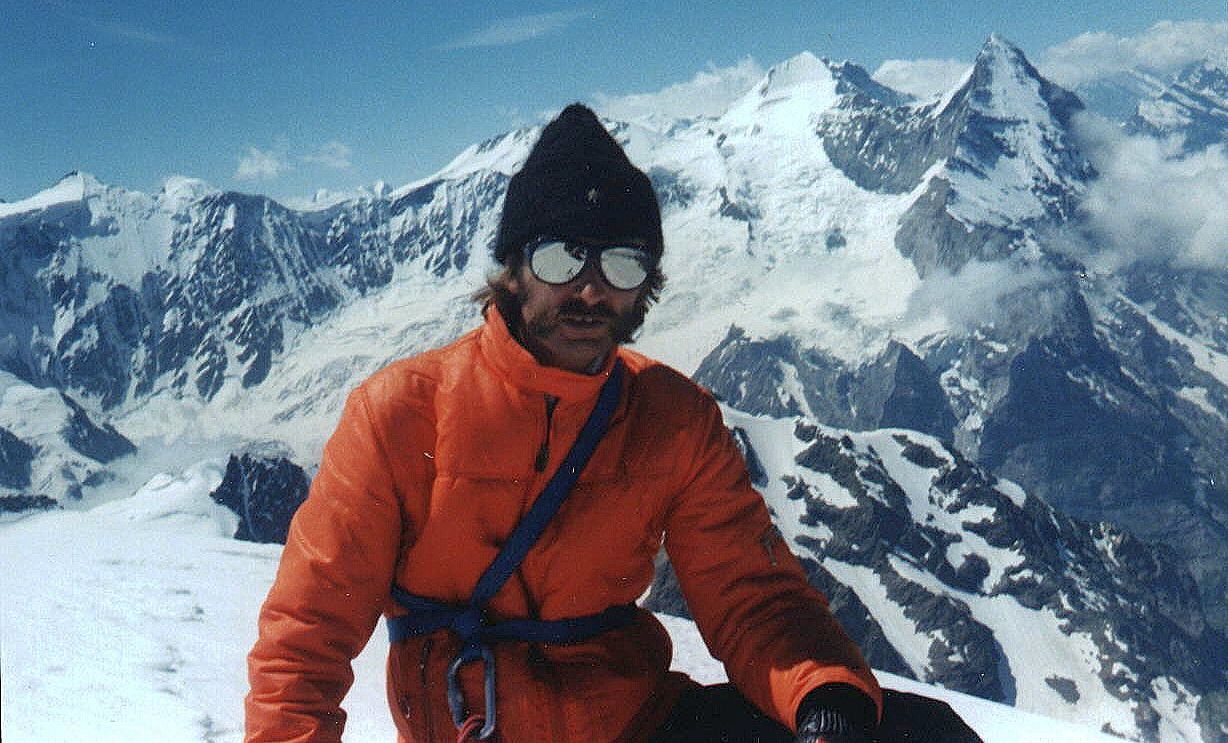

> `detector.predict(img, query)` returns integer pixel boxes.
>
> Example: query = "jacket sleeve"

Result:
[662,393,882,731]
[245,384,416,743]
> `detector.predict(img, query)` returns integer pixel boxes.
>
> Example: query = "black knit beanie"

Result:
[494,103,663,266]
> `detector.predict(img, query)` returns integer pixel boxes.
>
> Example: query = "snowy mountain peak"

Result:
[955,33,1072,121]
[755,51,833,94]
[56,169,106,194]
[427,125,540,185]
[979,33,1023,60]
[157,175,216,211]
[0,171,108,221]
[900,32,1091,240]
[722,51,842,130]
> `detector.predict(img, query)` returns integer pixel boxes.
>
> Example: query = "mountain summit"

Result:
[3,37,1228,741]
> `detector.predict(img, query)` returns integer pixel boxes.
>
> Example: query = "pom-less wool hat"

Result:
[495,103,663,267]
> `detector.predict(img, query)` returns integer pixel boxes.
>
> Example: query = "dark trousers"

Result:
[648,684,984,743]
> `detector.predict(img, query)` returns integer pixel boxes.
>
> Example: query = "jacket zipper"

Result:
[419,637,436,743]
[534,395,559,472]
[528,396,559,738]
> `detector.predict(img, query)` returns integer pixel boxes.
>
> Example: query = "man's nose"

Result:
[572,261,610,304]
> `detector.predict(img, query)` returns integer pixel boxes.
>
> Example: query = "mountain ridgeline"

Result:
[3,35,1228,741]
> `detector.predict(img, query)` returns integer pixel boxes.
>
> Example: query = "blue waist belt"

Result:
[387,589,637,739]
[387,360,628,741]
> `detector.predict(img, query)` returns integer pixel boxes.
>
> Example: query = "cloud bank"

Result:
[905,259,1064,335]
[593,58,766,122]
[1072,113,1228,272]
[1041,20,1228,88]
[872,59,970,100]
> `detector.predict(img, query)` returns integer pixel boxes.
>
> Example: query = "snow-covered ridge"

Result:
[0,462,1121,742]
[0,170,98,220]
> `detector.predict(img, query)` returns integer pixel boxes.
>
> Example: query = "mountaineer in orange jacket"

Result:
[246,104,885,743]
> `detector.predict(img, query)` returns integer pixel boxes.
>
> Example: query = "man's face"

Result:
[508,246,645,374]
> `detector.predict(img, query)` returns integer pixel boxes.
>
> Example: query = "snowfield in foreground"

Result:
[0,463,1119,742]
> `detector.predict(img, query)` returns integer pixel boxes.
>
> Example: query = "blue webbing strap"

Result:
[386,360,630,740]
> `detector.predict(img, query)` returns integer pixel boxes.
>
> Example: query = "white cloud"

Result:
[234,147,292,181]
[1071,113,1228,272]
[593,57,765,122]
[302,141,352,170]
[872,59,970,100]
[1041,20,1228,88]
[439,9,592,50]
[906,259,1062,333]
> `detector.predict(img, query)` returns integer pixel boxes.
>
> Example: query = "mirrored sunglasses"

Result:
[523,239,652,291]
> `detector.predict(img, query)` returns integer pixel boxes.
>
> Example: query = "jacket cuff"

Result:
[795,683,878,735]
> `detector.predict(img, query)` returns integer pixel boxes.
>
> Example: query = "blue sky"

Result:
[2,1,1225,205]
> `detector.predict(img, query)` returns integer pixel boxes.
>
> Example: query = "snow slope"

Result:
[1,462,1120,742]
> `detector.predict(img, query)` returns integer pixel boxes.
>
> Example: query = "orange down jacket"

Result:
[246,307,881,742]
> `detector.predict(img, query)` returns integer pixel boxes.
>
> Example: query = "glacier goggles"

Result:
[522,238,652,291]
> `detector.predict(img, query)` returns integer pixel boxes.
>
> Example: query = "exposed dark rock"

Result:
[977,286,1228,633]
[1046,676,1080,703]
[950,553,990,592]
[730,427,768,487]
[59,394,136,463]
[648,167,695,210]
[209,454,310,544]
[0,494,59,512]
[643,549,690,620]
[897,435,945,469]
[0,427,35,489]
[893,178,1019,277]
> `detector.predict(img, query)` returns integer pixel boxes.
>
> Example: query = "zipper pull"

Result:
[534,395,558,472]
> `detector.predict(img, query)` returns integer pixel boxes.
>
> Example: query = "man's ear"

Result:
[506,266,523,294]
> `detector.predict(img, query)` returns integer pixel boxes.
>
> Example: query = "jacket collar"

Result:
[479,306,620,401]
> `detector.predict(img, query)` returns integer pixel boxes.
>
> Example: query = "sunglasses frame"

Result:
[522,238,653,291]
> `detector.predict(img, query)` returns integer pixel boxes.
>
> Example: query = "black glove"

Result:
[874,689,984,743]
[794,683,877,743]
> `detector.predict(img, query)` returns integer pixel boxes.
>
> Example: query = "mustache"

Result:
[556,300,618,319]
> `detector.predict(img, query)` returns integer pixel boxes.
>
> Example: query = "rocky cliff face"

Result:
[0,169,501,413]
[646,412,1228,740]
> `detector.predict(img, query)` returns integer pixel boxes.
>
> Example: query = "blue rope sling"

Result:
[387,360,635,740]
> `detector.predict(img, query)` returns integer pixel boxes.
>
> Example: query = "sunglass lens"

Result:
[529,240,585,284]
[600,246,650,290]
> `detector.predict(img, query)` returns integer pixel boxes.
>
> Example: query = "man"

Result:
[247,104,884,742]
